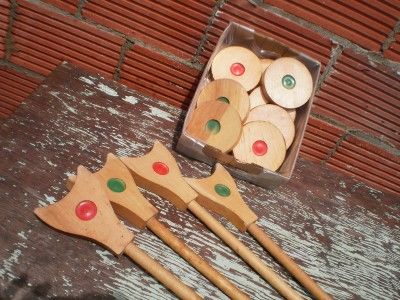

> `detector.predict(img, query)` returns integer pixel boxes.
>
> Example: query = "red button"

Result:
[152,162,169,175]
[252,140,268,156]
[230,63,245,76]
[75,200,97,221]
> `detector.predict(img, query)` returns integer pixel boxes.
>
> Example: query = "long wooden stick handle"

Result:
[188,201,303,300]
[147,217,250,300]
[247,223,332,300]
[124,242,202,300]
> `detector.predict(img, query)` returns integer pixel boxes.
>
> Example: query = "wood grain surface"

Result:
[0,63,399,300]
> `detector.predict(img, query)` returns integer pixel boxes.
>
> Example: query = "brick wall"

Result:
[0,0,399,195]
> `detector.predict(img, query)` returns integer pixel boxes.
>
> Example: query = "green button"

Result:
[107,178,126,193]
[282,74,296,89]
[217,96,230,104]
[214,184,231,197]
[206,119,221,134]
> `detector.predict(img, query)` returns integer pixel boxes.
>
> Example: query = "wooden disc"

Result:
[249,87,296,121]
[260,58,274,72]
[211,46,261,91]
[249,86,269,110]
[186,101,242,153]
[263,57,313,109]
[245,104,295,149]
[233,121,286,171]
[196,79,250,121]
[287,108,296,121]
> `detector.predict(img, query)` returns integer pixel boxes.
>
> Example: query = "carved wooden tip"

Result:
[184,163,257,232]
[120,141,198,210]
[67,154,158,229]
[34,166,134,255]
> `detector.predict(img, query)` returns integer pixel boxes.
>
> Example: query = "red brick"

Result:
[0,66,42,118]
[41,0,78,14]
[83,0,213,61]
[384,34,400,62]
[11,0,124,77]
[300,117,345,162]
[119,45,200,108]
[314,49,400,148]
[0,0,10,58]
[327,133,400,195]
[264,0,398,51]
[326,161,398,195]
[201,0,332,71]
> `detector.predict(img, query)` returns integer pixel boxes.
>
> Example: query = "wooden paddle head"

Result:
[120,141,198,211]
[184,163,257,232]
[34,166,134,255]
[67,154,158,229]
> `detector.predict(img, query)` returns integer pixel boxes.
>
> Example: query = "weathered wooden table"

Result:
[0,63,399,300]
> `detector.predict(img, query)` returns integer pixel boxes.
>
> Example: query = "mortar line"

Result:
[75,0,86,19]
[0,60,45,80]
[310,112,399,156]
[5,0,18,61]
[25,0,203,71]
[192,0,228,64]
[113,39,133,81]
[381,20,400,53]
[316,44,343,91]
[248,0,400,70]
[322,131,350,164]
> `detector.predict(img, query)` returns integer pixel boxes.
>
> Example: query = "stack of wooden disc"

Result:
[186,46,313,172]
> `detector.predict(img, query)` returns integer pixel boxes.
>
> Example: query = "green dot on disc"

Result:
[214,184,231,197]
[282,74,296,89]
[206,119,221,134]
[107,178,126,193]
[217,96,230,104]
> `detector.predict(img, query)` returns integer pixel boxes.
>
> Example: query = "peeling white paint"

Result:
[334,194,347,202]
[64,171,75,177]
[0,249,22,280]
[82,89,95,96]
[62,275,73,287]
[17,231,27,240]
[44,157,57,167]
[143,107,173,122]
[38,200,47,207]
[123,95,139,105]
[96,249,117,266]
[97,83,118,97]
[107,107,122,116]
[43,194,56,205]
[49,91,78,114]
[79,76,95,85]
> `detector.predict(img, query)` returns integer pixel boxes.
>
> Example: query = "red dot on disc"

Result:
[152,161,169,175]
[75,200,97,221]
[230,63,245,76]
[252,140,268,156]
